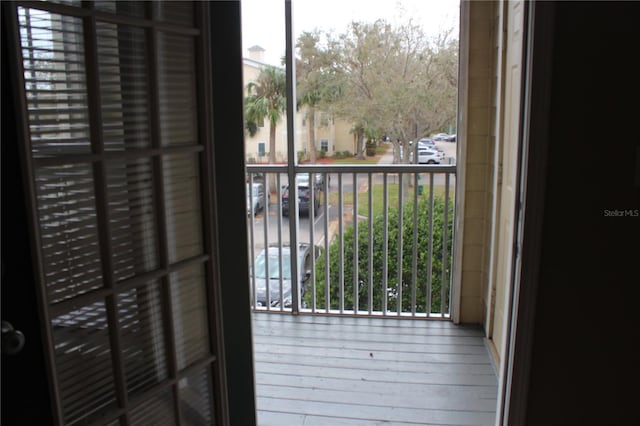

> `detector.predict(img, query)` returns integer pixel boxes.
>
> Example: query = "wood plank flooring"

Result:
[252,313,498,426]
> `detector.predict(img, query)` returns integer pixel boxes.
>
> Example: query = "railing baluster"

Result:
[411,173,419,316]
[274,174,281,310]
[309,172,316,312]
[426,173,434,317]
[441,172,450,315]
[264,174,272,311]
[397,173,403,315]
[338,173,344,314]
[368,173,373,315]
[248,175,257,309]
[353,172,358,314]
[278,173,285,311]
[323,173,330,313]
[382,173,389,315]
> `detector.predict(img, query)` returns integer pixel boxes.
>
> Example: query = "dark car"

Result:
[282,177,320,216]
[251,244,314,308]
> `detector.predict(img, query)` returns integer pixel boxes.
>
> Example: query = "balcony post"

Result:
[284,0,300,313]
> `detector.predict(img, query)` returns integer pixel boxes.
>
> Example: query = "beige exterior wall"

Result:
[297,112,353,158]
[457,0,526,370]
[333,119,356,154]
[242,52,354,163]
[458,1,499,325]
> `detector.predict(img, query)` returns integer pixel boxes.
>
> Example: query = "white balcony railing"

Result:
[246,164,455,318]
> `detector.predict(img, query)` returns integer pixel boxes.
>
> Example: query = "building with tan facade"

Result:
[243,46,356,163]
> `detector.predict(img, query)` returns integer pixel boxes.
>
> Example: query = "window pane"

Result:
[118,282,169,396]
[180,367,214,426]
[129,387,175,426]
[97,23,152,151]
[52,301,116,424]
[106,158,160,282]
[35,163,104,304]
[156,2,194,27]
[170,264,210,371]
[158,32,198,147]
[95,1,146,17]
[163,153,203,263]
[19,9,91,156]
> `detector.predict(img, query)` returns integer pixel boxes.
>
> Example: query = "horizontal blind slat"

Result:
[19,9,92,156]
[117,282,169,396]
[34,164,105,303]
[129,388,175,426]
[52,300,117,424]
[170,264,210,371]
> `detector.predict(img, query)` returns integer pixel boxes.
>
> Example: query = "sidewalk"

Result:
[377,145,395,164]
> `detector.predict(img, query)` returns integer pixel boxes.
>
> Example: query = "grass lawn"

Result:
[326,180,453,218]
[357,183,453,217]
[331,156,383,165]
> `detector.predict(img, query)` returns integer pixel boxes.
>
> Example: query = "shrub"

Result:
[332,151,352,159]
[365,141,377,156]
[307,195,454,314]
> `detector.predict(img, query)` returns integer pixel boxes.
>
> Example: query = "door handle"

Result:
[2,320,25,355]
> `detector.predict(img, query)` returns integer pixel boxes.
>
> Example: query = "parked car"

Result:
[246,182,268,216]
[432,133,449,141]
[416,148,441,164]
[445,134,456,142]
[418,138,436,148]
[245,172,265,183]
[282,177,320,216]
[296,172,325,191]
[251,243,314,308]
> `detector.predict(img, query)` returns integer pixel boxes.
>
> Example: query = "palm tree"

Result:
[245,66,286,164]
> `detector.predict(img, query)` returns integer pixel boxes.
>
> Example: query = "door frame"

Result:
[497,2,556,425]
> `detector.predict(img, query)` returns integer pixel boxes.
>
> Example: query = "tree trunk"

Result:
[268,123,276,164]
[356,128,365,160]
[392,141,401,163]
[401,140,411,164]
[308,110,316,163]
[269,123,277,193]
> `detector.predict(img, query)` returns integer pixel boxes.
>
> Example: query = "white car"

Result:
[416,148,441,164]
[432,133,449,141]
[247,182,268,216]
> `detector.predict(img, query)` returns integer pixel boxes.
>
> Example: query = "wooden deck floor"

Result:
[252,313,498,426]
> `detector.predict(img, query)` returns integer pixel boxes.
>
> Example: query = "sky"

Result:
[241,0,460,65]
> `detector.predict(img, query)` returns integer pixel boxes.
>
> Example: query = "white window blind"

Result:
[14,2,218,424]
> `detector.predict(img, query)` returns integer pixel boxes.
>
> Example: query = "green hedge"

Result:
[308,195,454,313]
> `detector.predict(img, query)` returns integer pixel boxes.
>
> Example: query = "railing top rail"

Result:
[246,164,457,174]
